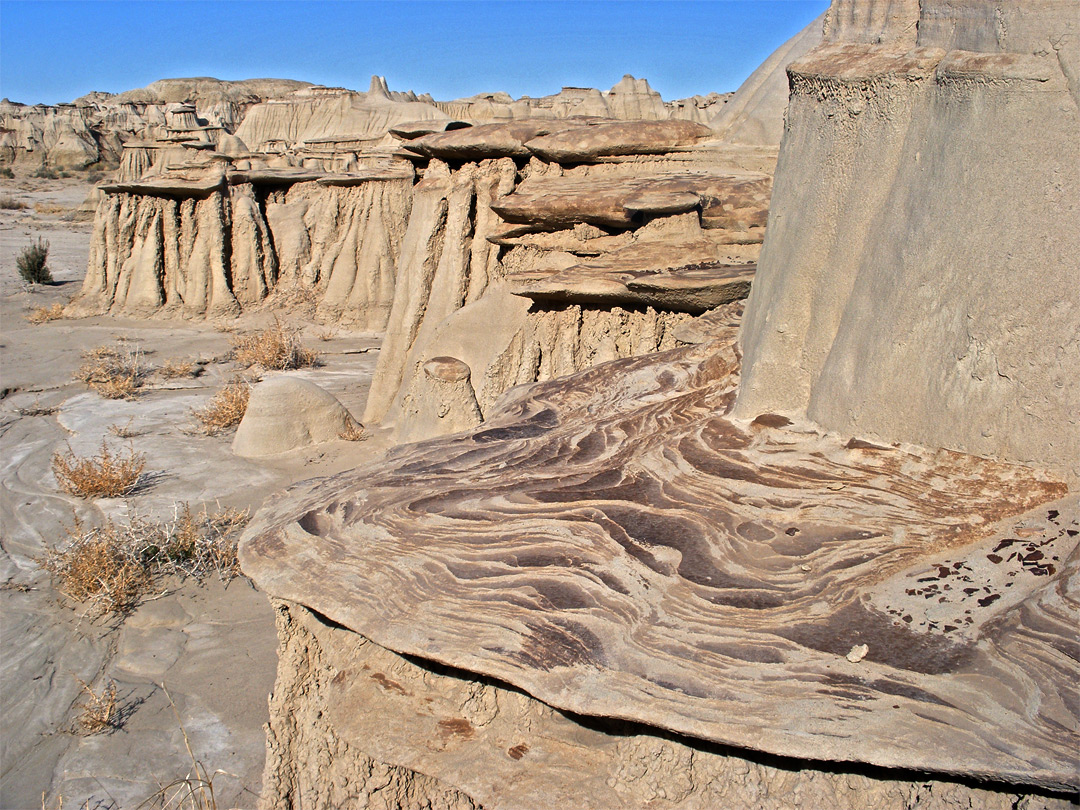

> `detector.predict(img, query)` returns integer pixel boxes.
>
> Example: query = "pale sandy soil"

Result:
[0,174,394,809]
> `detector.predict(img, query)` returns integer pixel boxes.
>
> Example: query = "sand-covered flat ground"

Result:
[1,174,393,809]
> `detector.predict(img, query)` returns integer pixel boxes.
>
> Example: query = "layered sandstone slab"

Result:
[262,599,1078,810]
[242,339,1076,790]
[491,171,771,234]
[523,119,715,162]
[512,237,754,313]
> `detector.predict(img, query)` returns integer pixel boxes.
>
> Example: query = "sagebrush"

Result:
[191,377,250,434]
[44,504,249,617]
[17,238,52,284]
[52,441,147,498]
[73,677,119,734]
[75,343,145,399]
[26,302,66,324]
[232,318,318,371]
[0,193,26,210]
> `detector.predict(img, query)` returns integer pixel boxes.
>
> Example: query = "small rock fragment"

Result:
[846,644,868,663]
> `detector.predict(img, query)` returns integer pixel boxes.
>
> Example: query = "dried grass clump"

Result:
[27,302,66,323]
[74,677,120,734]
[52,441,146,498]
[158,358,197,379]
[0,193,26,210]
[339,420,368,442]
[76,344,145,399]
[191,378,250,435]
[44,505,249,617]
[107,418,143,439]
[45,524,149,612]
[232,318,319,371]
[34,202,67,215]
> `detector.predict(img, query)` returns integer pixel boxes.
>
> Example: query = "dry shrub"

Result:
[34,202,67,215]
[16,401,58,416]
[74,677,119,734]
[76,344,145,399]
[191,378,250,434]
[44,505,249,617]
[27,302,66,323]
[52,441,147,498]
[232,318,318,371]
[0,193,26,210]
[17,237,51,284]
[158,358,196,379]
[339,420,368,442]
[108,418,143,439]
[45,522,149,612]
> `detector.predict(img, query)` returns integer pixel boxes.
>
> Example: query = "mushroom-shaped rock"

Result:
[389,120,471,140]
[397,357,484,445]
[403,119,584,161]
[492,172,771,233]
[232,376,360,457]
[525,119,714,163]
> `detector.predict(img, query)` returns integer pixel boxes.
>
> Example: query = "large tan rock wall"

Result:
[735,2,1080,481]
[70,177,412,327]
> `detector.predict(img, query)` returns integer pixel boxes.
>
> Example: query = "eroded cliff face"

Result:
[1,78,311,170]
[362,152,768,443]
[734,0,1080,480]
[70,170,413,328]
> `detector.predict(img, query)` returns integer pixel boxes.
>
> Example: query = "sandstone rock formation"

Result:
[433,75,729,125]
[243,336,1077,804]
[1,78,310,170]
[69,164,414,328]
[238,2,1080,808]
[68,72,771,348]
[734,0,1080,482]
[233,376,361,457]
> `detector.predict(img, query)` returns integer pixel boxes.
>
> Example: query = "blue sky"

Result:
[1,1,827,105]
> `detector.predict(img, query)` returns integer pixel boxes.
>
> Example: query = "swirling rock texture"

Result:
[239,1,1080,808]
[243,339,1077,807]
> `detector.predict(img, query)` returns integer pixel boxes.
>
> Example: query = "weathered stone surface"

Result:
[525,119,715,163]
[241,338,1075,790]
[397,357,484,444]
[71,171,412,327]
[513,237,754,312]
[233,376,360,457]
[389,119,471,140]
[403,119,582,161]
[262,600,1078,810]
[491,172,771,233]
[734,0,1080,482]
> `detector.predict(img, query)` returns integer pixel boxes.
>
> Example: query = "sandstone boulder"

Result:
[232,376,360,457]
